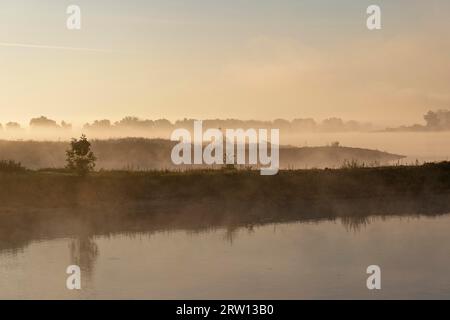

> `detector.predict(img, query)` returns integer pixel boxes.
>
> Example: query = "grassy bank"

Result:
[0,162,449,210]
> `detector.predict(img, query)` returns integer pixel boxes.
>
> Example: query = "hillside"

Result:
[0,138,404,170]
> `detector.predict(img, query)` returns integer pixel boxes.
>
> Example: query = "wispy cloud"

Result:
[0,42,109,53]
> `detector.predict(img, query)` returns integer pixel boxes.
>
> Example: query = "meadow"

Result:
[0,138,404,170]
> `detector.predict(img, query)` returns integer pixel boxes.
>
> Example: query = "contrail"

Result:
[0,42,109,53]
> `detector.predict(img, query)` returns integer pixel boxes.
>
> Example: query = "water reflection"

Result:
[1,193,449,254]
[1,194,450,299]
[1,214,450,299]
[69,237,99,280]
[340,216,375,232]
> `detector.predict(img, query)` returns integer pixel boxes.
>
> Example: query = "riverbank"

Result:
[0,162,449,210]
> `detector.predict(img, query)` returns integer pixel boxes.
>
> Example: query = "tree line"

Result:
[0,116,374,133]
[2,110,450,133]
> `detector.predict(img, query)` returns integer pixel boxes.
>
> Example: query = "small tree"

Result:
[330,141,340,147]
[66,135,97,175]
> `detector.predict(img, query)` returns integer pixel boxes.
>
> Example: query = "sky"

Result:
[0,0,449,126]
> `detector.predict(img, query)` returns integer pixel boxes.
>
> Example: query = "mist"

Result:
[1,111,450,165]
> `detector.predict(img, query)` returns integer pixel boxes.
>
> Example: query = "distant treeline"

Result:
[2,109,449,136]
[0,116,72,131]
[83,117,375,133]
[0,116,374,134]
[387,110,450,132]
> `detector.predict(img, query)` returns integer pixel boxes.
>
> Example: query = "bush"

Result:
[66,135,97,175]
[0,160,26,172]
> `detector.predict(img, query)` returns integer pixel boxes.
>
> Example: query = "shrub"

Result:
[0,160,26,172]
[66,135,97,175]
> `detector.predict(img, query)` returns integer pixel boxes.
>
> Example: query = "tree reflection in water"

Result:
[69,236,99,281]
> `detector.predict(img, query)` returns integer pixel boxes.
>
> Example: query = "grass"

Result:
[0,161,449,208]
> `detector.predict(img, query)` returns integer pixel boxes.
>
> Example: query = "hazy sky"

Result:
[0,0,449,126]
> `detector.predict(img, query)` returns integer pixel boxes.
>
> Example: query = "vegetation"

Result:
[66,135,97,175]
[0,161,448,208]
[0,160,26,172]
[387,109,450,132]
[0,138,403,170]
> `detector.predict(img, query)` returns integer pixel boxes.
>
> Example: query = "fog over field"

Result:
[1,110,449,165]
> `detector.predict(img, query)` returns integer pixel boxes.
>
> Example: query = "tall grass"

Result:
[0,160,26,172]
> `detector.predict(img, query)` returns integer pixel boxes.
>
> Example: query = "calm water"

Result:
[1,215,450,299]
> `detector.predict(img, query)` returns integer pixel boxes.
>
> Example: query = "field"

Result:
[0,138,404,170]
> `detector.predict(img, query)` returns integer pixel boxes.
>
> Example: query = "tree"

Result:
[30,116,59,128]
[61,121,72,130]
[424,110,450,130]
[321,117,345,132]
[330,141,340,147]
[292,118,317,132]
[6,122,21,130]
[66,135,97,175]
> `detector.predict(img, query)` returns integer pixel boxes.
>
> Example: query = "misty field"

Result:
[0,138,405,170]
